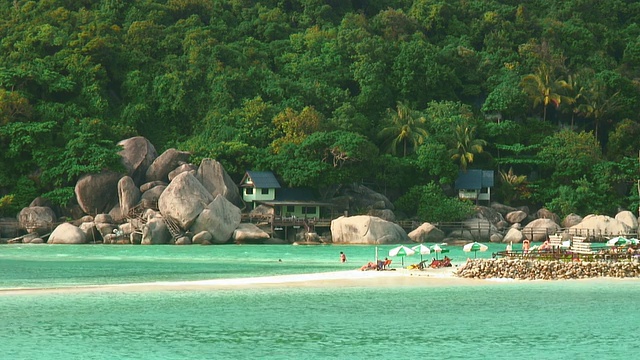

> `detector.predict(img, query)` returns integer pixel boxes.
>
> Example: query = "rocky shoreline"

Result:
[456,258,640,280]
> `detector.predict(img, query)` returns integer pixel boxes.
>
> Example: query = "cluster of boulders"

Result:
[327,203,640,246]
[456,258,640,280]
[434,204,639,245]
[12,136,270,245]
[5,135,640,246]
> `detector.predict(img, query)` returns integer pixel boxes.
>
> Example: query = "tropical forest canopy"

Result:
[2,0,640,221]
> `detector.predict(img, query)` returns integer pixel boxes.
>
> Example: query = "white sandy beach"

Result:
[0,267,475,295]
[2,265,639,295]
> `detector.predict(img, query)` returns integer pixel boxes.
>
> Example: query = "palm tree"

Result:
[520,64,570,121]
[378,101,428,157]
[578,80,620,139]
[563,72,589,129]
[450,124,487,171]
[499,167,529,205]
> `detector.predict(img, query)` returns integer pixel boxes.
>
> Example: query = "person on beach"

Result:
[340,251,347,263]
[522,239,531,254]
[540,239,550,252]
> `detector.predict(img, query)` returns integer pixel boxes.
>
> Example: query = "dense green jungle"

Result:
[2,0,640,221]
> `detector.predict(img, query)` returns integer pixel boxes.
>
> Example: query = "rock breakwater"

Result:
[456,259,640,280]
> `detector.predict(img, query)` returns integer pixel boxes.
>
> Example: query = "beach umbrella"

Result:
[606,236,631,247]
[463,242,489,259]
[628,238,640,246]
[429,244,449,260]
[388,245,415,266]
[411,244,431,262]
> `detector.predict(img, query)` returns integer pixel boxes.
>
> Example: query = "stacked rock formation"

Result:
[456,259,640,280]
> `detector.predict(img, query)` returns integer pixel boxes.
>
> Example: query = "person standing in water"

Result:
[340,251,347,263]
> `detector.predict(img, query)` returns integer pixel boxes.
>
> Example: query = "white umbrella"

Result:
[607,236,631,247]
[389,245,415,266]
[429,244,449,260]
[463,242,489,258]
[411,244,431,261]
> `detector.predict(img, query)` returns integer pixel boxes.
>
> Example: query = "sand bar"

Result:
[0,267,482,295]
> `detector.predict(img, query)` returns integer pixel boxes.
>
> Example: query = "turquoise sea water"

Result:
[1,243,638,359]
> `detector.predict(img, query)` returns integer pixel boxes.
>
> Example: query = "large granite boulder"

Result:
[169,163,197,182]
[118,136,158,185]
[145,148,191,183]
[233,223,271,244]
[615,210,638,232]
[367,209,396,222]
[79,221,101,243]
[158,172,214,230]
[248,205,274,219]
[140,185,166,208]
[562,213,583,228]
[140,181,167,193]
[195,158,241,207]
[330,215,409,244]
[462,218,496,240]
[503,228,525,243]
[192,231,213,244]
[408,223,445,243]
[490,202,518,216]
[48,223,87,244]
[569,215,631,240]
[118,176,141,216]
[506,210,528,224]
[473,206,505,226]
[522,218,561,241]
[141,216,172,245]
[75,171,122,215]
[190,195,241,244]
[18,206,57,235]
[535,208,561,225]
[332,184,394,213]
[23,234,42,244]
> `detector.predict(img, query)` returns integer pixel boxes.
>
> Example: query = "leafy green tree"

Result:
[415,138,458,185]
[268,130,378,193]
[607,119,640,161]
[537,130,603,187]
[395,182,475,222]
[481,70,528,120]
[378,101,428,157]
[423,100,474,143]
[271,106,324,154]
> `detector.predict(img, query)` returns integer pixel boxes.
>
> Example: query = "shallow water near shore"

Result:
[1,244,638,359]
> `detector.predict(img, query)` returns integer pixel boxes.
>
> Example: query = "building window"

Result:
[287,206,295,213]
[302,206,316,215]
[261,188,270,195]
[246,188,254,195]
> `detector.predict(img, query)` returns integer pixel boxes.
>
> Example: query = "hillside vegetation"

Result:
[1,0,640,219]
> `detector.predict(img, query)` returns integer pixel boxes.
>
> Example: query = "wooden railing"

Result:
[162,216,183,240]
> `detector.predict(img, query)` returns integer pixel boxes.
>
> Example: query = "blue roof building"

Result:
[454,170,494,204]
